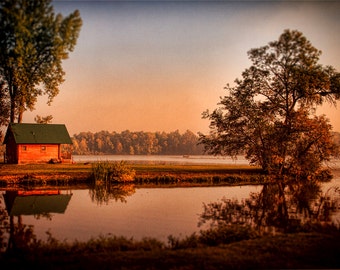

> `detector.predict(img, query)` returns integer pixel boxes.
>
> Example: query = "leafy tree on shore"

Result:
[0,0,82,123]
[199,30,340,179]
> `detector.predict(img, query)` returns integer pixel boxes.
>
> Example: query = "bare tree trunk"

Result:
[10,94,15,123]
[17,95,25,123]
[17,111,23,123]
[9,83,17,123]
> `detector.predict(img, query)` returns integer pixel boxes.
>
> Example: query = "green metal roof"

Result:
[4,123,72,144]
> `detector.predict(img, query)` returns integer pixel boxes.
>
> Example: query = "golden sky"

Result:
[24,1,340,135]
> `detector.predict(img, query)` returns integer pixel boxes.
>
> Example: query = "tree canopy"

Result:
[199,30,340,179]
[0,0,82,124]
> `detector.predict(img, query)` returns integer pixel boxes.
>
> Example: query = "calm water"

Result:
[1,185,261,243]
[1,179,340,246]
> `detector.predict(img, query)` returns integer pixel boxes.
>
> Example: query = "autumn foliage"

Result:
[200,30,340,179]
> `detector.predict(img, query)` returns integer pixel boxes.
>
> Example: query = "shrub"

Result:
[198,225,258,246]
[167,234,200,250]
[91,161,135,183]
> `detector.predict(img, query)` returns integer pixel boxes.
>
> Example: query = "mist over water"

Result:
[72,155,250,165]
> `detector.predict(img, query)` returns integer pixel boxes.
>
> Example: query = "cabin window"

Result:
[22,146,27,151]
[41,146,46,151]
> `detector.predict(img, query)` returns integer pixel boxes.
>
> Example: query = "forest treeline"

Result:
[70,130,204,155]
[1,129,339,157]
[69,130,340,156]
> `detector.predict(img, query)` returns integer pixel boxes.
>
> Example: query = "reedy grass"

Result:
[91,161,136,183]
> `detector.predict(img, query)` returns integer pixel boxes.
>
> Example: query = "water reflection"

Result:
[0,179,339,253]
[0,190,72,253]
[199,180,340,234]
[89,180,136,204]
[4,190,72,217]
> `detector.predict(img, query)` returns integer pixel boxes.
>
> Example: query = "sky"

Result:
[23,0,340,135]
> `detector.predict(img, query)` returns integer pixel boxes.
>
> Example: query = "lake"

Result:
[1,179,339,247]
[1,185,262,244]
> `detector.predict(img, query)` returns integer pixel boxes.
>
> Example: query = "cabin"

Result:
[3,123,72,164]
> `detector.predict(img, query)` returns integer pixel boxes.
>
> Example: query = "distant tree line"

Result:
[0,129,339,158]
[70,130,204,155]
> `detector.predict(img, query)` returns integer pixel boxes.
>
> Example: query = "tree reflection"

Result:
[199,180,340,234]
[0,190,72,254]
[0,193,37,254]
[89,180,136,205]
[0,194,9,252]
[6,216,37,255]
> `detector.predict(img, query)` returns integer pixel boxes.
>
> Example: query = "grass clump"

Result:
[198,225,258,246]
[91,161,136,183]
[167,225,259,250]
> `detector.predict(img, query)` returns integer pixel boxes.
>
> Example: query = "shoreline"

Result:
[0,163,264,187]
[1,162,339,188]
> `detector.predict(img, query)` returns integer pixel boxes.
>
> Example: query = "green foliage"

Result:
[91,161,136,183]
[200,29,340,179]
[0,0,82,123]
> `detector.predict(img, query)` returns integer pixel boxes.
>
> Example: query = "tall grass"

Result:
[91,161,136,183]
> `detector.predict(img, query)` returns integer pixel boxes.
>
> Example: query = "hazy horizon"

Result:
[20,1,340,135]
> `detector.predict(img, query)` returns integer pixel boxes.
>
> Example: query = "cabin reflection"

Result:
[4,190,72,217]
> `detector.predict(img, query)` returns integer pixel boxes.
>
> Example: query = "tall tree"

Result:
[199,30,340,179]
[0,0,82,123]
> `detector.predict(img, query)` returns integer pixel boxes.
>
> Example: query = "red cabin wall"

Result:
[16,144,60,164]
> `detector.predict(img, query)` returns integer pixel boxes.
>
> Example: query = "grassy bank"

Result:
[0,163,265,187]
[1,231,339,269]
